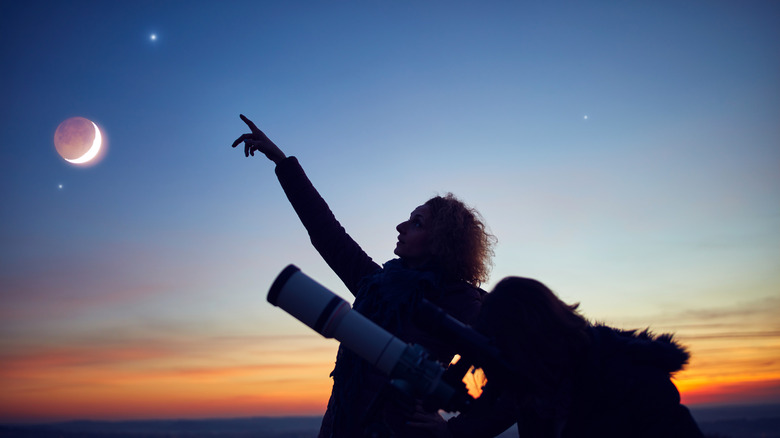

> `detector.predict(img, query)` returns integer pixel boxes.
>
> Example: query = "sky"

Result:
[1,0,779,423]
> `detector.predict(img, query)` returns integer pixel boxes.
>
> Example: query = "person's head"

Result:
[394,193,495,286]
[477,277,590,392]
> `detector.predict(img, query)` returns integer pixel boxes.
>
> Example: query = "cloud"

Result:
[680,331,780,341]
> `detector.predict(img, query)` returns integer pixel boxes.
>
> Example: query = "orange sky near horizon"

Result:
[2,326,779,423]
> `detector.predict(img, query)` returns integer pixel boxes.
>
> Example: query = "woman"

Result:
[417,276,704,438]
[231,114,496,438]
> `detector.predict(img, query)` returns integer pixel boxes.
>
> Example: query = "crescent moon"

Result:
[65,122,102,164]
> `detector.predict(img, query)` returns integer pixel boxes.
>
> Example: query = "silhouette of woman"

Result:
[415,276,704,438]
[232,114,496,438]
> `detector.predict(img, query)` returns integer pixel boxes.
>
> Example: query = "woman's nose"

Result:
[396,221,406,233]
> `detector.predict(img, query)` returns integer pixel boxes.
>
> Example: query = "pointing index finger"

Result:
[239,114,261,134]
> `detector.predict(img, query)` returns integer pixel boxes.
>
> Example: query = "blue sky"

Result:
[1,0,779,421]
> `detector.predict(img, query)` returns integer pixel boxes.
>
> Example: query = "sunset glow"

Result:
[1,317,779,421]
[2,0,778,425]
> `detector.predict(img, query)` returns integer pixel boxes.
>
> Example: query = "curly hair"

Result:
[424,193,496,286]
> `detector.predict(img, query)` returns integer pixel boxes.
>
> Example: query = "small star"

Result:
[58,184,63,190]
[583,115,588,120]
[150,33,157,41]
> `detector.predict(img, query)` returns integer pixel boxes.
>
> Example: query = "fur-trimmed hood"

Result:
[589,324,690,375]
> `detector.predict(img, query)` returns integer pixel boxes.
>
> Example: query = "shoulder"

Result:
[431,281,485,324]
[438,281,485,306]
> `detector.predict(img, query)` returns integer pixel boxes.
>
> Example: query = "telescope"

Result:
[267,264,475,412]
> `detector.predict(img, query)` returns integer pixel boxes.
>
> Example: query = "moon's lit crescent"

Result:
[54,117,105,166]
[65,122,102,164]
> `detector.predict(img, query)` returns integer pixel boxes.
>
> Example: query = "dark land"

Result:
[0,404,777,438]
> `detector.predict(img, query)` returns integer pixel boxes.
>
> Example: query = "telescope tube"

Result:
[267,265,467,410]
[268,264,407,375]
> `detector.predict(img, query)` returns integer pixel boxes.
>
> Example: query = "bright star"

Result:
[583,115,588,120]
[150,33,157,41]
[58,184,63,190]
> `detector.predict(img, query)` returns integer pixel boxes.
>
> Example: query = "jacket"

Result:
[275,157,484,437]
[448,325,704,438]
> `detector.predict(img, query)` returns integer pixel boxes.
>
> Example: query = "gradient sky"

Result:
[1,0,779,423]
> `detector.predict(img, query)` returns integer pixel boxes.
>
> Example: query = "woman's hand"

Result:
[231,114,287,164]
[407,409,452,438]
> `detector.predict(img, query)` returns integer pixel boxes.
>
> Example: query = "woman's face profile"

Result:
[394,205,433,267]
